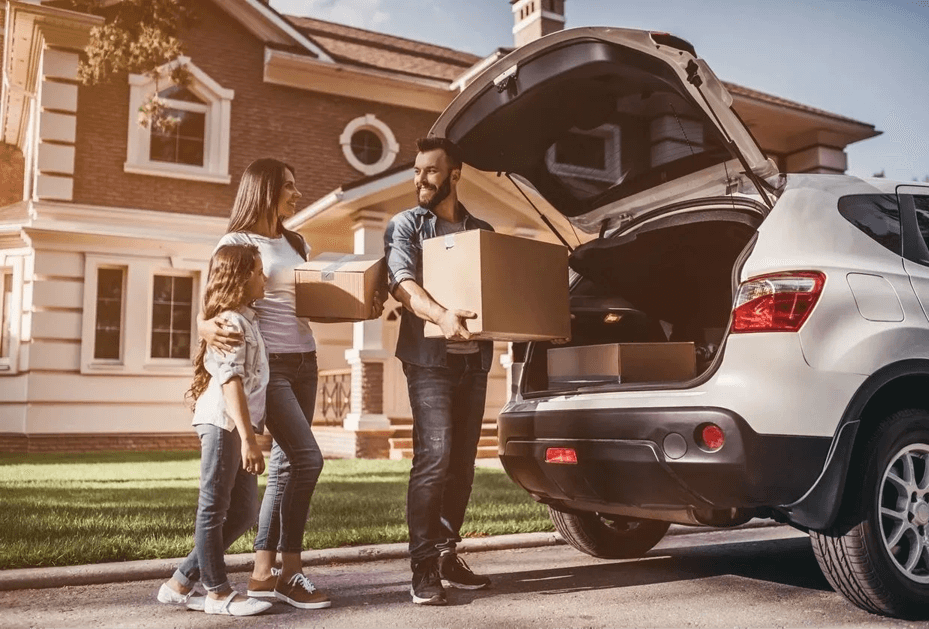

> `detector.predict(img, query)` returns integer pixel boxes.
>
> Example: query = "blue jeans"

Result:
[253,351,324,554]
[403,352,489,566]
[174,424,259,593]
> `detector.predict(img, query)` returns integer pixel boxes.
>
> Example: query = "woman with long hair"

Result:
[199,158,381,609]
[158,243,272,617]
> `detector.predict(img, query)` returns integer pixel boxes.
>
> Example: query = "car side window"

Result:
[913,195,929,251]
[837,194,901,255]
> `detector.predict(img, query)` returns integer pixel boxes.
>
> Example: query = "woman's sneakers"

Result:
[203,592,272,617]
[156,582,205,611]
[274,573,332,609]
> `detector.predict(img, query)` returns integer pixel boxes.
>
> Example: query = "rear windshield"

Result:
[837,194,901,254]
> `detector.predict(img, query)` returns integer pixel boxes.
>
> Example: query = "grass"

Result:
[0,452,552,570]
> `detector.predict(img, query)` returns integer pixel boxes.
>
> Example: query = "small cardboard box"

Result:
[295,253,386,323]
[548,342,696,386]
[422,229,570,342]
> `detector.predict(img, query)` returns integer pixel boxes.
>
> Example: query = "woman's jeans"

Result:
[253,351,324,554]
[403,352,489,566]
[174,424,258,593]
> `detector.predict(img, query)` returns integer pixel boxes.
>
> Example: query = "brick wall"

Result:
[72,0,436,218]
[0,144,24,206]
[0,432,273,453]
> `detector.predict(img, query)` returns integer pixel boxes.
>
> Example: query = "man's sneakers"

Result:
[156,581,205,611]
[410,560,446,605]
[274,573,332,609]
[438,551,491,590]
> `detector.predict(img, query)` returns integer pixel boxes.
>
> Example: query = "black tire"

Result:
[810,408,929,619]
[548,505,670,559]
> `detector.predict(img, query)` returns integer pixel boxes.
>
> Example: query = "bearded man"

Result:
[383,137,494,605]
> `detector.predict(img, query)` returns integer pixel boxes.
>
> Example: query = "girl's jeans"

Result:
[173,424,259,592]
[253,351,324,554]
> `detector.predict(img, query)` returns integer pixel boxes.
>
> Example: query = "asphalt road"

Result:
[2,525,926,628]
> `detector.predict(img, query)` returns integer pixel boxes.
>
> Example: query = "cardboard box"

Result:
[422,229,571,342]
[547,342,696,386]
[295,253,386,323]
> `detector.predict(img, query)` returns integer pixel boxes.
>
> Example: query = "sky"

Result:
[268,0,929,183]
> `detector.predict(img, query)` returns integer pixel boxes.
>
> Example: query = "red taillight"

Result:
[545,447,578,464]
[699,424,725,451]
[731,272,825,333]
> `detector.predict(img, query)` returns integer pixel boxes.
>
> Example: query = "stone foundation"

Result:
[0,432,273,454]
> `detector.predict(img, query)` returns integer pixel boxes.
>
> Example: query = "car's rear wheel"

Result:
[810,409,929,618]
[548,505,670,559]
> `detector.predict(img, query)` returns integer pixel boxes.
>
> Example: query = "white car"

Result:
[431,27,929,618]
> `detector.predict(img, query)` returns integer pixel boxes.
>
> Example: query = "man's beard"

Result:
[418,173,452,210]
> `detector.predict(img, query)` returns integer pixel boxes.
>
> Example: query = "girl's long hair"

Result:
[187,244,261,407]
[227,158,307,260]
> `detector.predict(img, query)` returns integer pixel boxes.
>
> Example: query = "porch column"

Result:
[343,209,392,431]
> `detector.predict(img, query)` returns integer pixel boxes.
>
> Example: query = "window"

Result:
[125,57,234,184]
[340,114,399,175]
[82,255,204,375]
[913,196,929,251]
[149,86,207,167]
[150,275,193,360]
[0,270,12,360]
[93,268,125,361]
[838,194,901,254]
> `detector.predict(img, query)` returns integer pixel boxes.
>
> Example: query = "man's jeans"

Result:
[403,352,489,566]
[174,424,259,593]
[253,351,324,554]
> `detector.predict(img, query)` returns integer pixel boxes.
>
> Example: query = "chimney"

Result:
[510,0,565,48]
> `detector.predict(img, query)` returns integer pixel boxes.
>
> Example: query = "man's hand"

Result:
[198,313,243,353]
[437,309,476,340]
[241,437,265,475]
[371,290,386,319]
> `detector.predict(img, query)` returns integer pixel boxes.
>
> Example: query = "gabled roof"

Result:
[284,15,481,82]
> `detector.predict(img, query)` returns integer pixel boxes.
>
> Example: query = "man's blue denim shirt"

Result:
[384,203,494,371]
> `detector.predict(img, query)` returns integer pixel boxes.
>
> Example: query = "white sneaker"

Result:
[157,582,205,611]
[203,592,272,616]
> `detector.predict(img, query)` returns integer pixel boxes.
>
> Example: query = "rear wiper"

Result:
[504,172,576,252]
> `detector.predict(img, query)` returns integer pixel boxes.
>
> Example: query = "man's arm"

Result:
[392,279,475,340]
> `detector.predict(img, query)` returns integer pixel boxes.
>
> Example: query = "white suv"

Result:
[431,27,929,618]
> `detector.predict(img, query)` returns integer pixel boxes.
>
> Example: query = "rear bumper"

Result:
[499,406,830,517]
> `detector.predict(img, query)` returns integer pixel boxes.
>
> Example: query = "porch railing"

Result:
[315,368,351,426]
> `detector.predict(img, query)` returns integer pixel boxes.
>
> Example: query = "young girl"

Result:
[157,244,273,617]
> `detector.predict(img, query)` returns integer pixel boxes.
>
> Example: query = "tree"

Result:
[59,0,196,130]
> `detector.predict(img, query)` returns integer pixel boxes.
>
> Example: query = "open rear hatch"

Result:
[430,27,778,236]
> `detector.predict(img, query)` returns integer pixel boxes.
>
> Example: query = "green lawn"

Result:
[0,452,552,570]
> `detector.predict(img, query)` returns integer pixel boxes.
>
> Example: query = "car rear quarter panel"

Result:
[743,176,929,376]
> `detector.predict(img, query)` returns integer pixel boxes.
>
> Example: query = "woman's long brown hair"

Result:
[186,244,261,408]
[226,158,307,260]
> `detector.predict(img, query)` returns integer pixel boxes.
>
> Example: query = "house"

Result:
[0,0,879,457]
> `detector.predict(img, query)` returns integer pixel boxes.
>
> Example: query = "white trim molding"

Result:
[125,57,234,184]
[339,114,400,176]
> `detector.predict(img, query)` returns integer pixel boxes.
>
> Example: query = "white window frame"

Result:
[89,264,127,366]
[0,256,24,374]
[81,255,206,376]
[339,114,400,176]
[545,124,621,183]
[125,56,234,184]
[146,268,197,366]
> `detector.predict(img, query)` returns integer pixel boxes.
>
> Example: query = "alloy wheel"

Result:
[878,443,929,584]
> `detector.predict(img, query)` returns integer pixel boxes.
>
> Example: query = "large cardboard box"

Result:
[422,229,570,342]
[548,342,696,386]
[295,253,386,323]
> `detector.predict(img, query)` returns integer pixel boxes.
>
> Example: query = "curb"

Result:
[0,520,785,591]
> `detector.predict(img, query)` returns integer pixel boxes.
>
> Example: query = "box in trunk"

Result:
[295,253,386,322]
[547,342,696,386]
[422,229,570,342]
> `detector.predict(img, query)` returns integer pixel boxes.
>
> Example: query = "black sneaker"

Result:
[438,552,491,590]
[411,560,446,605]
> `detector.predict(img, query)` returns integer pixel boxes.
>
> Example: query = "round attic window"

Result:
[340,114,399,176]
